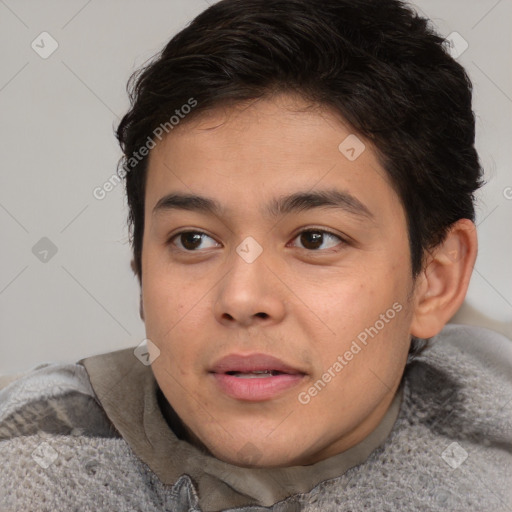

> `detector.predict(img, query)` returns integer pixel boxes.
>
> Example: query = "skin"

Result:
[140,92,477,467]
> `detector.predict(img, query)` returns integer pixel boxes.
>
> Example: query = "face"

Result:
[141,93,416,467]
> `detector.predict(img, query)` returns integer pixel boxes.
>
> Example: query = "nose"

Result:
[212,243,286,328]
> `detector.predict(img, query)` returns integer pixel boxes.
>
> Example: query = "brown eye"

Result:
[291,229,344,251]
[170,231,219,251]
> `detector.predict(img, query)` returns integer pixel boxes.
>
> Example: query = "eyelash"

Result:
[167,228,347,253]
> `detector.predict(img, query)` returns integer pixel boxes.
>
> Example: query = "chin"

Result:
[207,437,307,468]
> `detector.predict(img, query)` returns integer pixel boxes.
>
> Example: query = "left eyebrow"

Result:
[266,189,374,220]
[152,189,374,221]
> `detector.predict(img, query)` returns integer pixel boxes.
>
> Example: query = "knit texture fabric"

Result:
[1,324,511,511]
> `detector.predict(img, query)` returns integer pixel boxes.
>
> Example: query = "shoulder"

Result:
[406,323,512,416]
[0,355,200,512]
[404,323,512,438]
[423,322,512,374]
[383,323,512,508]
[0,361,117,440]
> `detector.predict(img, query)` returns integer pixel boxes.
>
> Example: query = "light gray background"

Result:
[1,0,511,375]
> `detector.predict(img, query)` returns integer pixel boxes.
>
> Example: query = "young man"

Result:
[1,0,511,510]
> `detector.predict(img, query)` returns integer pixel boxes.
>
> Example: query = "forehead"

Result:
[144,94,403,226]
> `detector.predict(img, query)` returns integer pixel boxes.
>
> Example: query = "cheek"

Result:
[142,274,209,371]
[142,245,189,323]
[307,267,411,370]
[314,269,403,331]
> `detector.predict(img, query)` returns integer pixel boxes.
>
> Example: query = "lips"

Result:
[209,353,306,401]
[209,353,305,375]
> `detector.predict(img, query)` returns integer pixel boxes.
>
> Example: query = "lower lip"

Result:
[211,373,305,401]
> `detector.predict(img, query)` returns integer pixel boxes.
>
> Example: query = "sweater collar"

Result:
[81,348,402,511]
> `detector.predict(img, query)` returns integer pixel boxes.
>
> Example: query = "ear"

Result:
[410,219,478,339]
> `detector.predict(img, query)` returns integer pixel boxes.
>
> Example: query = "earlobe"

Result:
[410,219,478,339]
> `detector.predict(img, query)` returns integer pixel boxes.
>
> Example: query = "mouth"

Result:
[224,369,290,378]
[209,353,307,401]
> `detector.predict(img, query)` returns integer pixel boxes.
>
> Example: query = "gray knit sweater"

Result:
[1,324,511,511]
